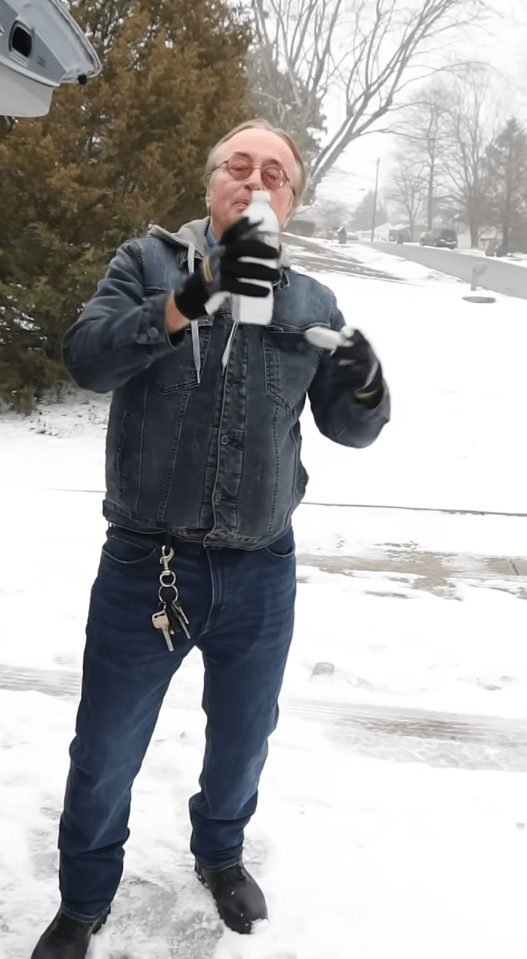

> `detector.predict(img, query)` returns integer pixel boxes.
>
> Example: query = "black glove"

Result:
[305,325,384,405]
[333,328,383,395]
[174,216,280,320]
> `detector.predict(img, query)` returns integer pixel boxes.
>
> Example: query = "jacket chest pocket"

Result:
[262,328,320,412]
[153,317,213,394]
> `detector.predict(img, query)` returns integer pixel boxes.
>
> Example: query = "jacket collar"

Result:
[147,218,292,286]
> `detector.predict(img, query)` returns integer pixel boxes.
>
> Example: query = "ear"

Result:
[205,169,217,212]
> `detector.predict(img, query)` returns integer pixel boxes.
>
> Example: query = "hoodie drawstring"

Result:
[187,243,201,384]
[186,237,238,380]
[191,322,201,385]
[221,321,239,375]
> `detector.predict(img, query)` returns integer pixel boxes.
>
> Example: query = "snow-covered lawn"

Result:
[1,247,526,958]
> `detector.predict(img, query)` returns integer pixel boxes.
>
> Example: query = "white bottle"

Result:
[232,190,280,326]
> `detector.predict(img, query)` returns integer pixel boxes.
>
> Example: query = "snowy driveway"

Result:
[2,241,527,958]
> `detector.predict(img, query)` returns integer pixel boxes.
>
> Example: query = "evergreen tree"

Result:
[0,0,251,411]
[484,117,527,253]
[349,191,387,233]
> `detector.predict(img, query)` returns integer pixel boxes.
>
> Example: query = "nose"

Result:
[245,165,265,190]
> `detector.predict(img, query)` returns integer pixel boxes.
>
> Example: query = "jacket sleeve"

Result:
[62,240,185,393]
[307,294,390,448]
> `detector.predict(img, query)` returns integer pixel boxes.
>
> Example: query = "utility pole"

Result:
[370,158,380,242]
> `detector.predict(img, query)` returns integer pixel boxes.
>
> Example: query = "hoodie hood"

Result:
[147,217,211,258]
[147,216,292,268]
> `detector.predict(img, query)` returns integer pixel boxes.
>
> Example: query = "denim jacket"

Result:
[62,217,390,549]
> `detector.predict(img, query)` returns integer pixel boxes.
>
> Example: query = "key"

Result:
[167,598,191,640]
[171,598,189,627]
[163,600,183,636]
[151,607,174,652]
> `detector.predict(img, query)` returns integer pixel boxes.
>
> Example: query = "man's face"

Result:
[207,128,299,239]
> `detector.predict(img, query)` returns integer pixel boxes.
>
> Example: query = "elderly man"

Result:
[31,119,390,958]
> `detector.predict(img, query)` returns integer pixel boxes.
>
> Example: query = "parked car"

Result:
[420,228,458,249]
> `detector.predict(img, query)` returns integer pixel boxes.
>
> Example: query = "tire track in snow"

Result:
[1,664,526,772]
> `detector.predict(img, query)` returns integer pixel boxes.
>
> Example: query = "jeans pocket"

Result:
[101,534,160,566]
[264,528,295,558]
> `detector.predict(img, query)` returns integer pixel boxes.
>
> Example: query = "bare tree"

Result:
[247,0,488,194]
[390,83,452,229]
[385,151,427,239]
[440,67,497,246]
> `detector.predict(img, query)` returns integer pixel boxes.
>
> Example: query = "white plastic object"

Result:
[0,0,101,117]
[231,191,279,326]
[305,325,356,351]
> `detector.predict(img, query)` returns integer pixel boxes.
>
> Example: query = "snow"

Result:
[1,245,527,958]
[295,253,527,516]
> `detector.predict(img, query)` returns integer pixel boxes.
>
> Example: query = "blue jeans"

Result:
[57,526,296,922]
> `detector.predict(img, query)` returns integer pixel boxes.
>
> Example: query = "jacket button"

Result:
[296,341,307,352]
[214,492,222,503]
[220,435,229,445]
[147,326,159,339]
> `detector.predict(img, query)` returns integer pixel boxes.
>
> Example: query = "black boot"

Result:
[30,906,111,959]
[196,862,268,934]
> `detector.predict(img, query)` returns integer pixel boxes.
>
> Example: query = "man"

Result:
[31,119,390,958]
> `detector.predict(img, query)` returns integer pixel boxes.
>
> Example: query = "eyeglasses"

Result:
[216,155,292,192]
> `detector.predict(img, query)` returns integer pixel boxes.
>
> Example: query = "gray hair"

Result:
[204,118,307,212]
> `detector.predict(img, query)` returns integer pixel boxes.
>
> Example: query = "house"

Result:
[286,205,321,237]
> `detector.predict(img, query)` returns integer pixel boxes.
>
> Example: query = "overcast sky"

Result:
[327,0,527,189]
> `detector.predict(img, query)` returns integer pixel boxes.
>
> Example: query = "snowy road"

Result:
[285,229,527,300]
[372,240,527,299]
